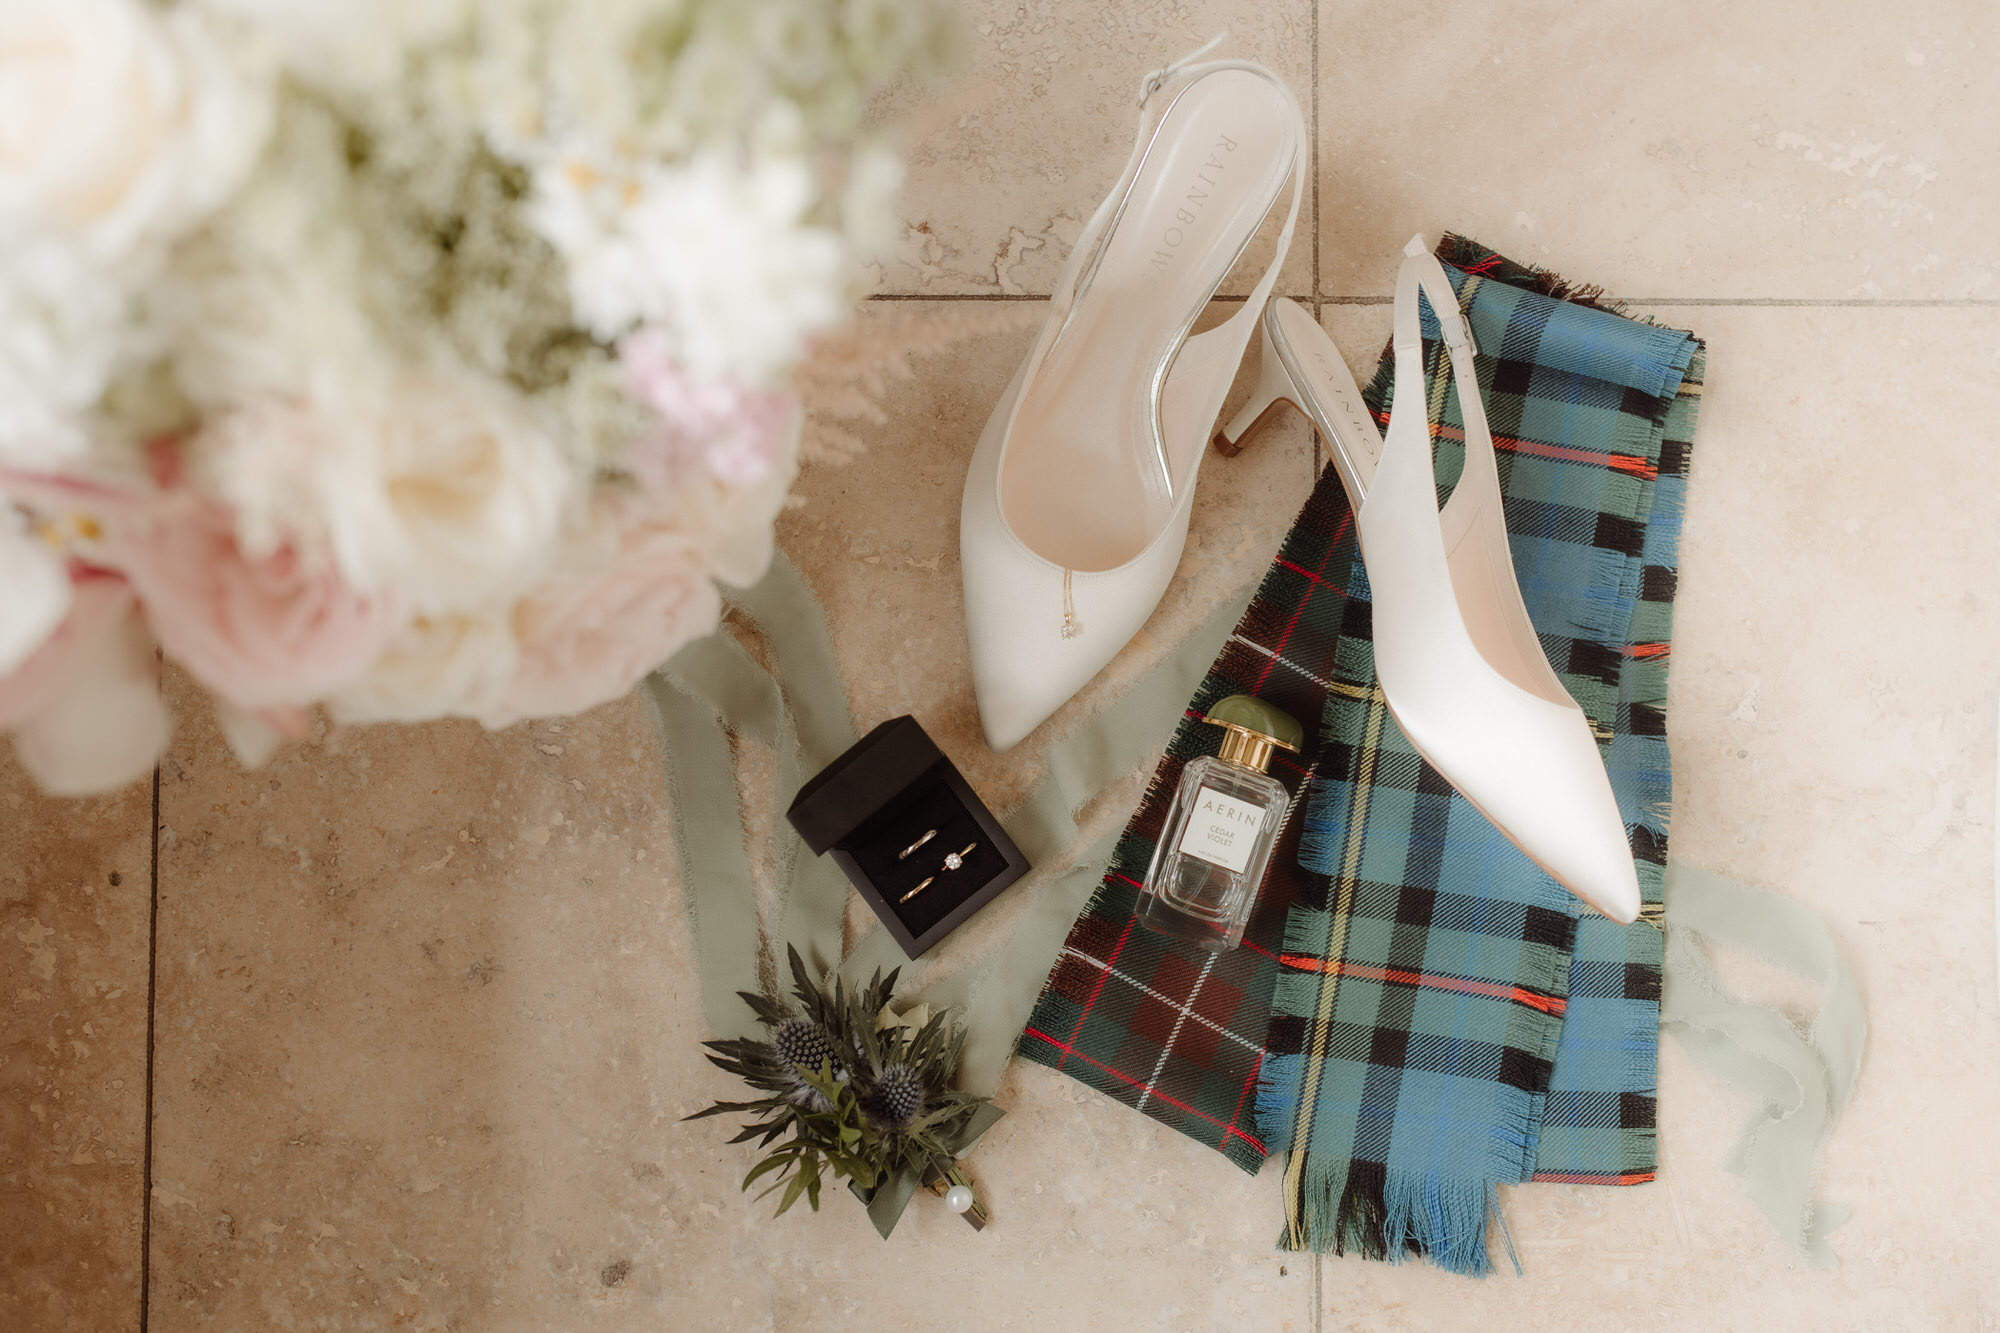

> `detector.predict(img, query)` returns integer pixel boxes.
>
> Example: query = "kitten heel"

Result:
[1211,323,1300,457]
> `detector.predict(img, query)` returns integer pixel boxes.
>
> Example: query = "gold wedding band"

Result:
[898,829,938,861]
[899,876,935,904]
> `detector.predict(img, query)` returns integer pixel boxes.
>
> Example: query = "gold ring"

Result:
[897,829,938,861]
[941,842,976,871]
[899,875,935,904]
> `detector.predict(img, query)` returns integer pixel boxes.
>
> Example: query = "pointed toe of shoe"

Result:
[972,672,1064,753]
[1535,817,1642,925]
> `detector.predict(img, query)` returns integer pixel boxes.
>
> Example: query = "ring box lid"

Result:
[789,716,944,856]
[786,715,1030,960]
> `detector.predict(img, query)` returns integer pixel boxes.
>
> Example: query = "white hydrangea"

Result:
[194,0,474,92]
[532,151,848,386]
[0,244,129,464]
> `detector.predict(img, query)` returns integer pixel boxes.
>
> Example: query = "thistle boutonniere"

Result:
[688,947,1002,1238]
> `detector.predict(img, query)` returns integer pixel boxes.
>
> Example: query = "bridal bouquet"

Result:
[0,0,952,794]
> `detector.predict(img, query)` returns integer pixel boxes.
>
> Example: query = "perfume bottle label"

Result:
[1175,784,1267,875]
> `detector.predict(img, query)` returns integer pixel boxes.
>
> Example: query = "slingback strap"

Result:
[1012,45,1305,503]
[1137,31,1231,104]
[1392,235,1499,531]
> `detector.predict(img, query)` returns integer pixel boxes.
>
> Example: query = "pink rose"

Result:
[620,325,798,489]
[488,520,723,727]
[102,489,401,711]
[0,572,171,795]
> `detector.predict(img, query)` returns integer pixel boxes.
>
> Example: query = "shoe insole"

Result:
[999,71,1296,573]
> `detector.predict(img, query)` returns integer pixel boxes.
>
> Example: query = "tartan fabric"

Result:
[1019,463,1369,1172]
[1018,239,1703,1240]
[1258,237,1703,1270]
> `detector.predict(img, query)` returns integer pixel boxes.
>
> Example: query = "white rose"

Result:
[316,373,574,614]
[329,611,517,725]
[0,513,70,676]
[0,0,272,261]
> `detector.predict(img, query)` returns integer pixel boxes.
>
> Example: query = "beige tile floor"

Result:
[6,3,2000,1330]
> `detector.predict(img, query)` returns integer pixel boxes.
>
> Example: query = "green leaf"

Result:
[776,1168,810,1216]
[740,1153,792,1192]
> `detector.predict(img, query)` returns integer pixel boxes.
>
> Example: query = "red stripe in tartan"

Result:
[1274,557,1350,593]
[1367,408,1659,479]
[1530,1170,1656,1185]
[1625,643,1670,659]
[1276,954,1569,1016]
[1250,508,1352,694]
[1059,915,1136,1070]
[1020,1025,1268,1154]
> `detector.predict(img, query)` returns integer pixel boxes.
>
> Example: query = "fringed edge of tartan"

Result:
[1277,1162,1509,1277]
[1438,232,1619,315]
[1525,338,1706,1184]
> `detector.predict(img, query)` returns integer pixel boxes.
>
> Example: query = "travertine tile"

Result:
[0,753,152,1333]
[146,692,782,1331]
[873,0,1315,298]
[1316,1,2000,299]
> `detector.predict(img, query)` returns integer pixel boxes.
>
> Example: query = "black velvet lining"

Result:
[844,772,1009,936]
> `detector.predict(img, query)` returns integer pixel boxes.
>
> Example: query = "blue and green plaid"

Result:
[1258,238,1703,1272]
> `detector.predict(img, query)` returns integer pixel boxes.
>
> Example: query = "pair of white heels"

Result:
[957,51,1640,924]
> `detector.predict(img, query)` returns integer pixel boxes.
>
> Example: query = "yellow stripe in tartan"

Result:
[1283,688,1388,1247]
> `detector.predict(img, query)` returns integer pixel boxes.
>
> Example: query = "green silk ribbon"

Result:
[1660,863,1866,1267]
[644,554,1253,1093]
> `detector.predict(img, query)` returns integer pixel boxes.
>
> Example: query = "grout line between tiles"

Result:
[139,763,160,1332]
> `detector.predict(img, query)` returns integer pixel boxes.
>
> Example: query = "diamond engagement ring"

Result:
[941,842,976,871]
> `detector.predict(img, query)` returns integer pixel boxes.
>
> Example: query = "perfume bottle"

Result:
[1137,695,1303,952]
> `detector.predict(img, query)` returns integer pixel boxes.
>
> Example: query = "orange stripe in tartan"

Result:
[1276,954,1569,1016]
[1625,642,1670,659]
[1530,1170,1656,1186]
[1020,1026,1268,1154]
[1368,408,1659,480]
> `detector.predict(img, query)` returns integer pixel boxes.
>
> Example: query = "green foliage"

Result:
[688,946,991,1219]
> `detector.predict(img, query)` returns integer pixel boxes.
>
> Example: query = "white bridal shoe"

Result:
[1212,243,1641,924]
[959,46,1305,752]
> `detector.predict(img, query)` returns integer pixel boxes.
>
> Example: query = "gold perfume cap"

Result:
[1201,695,1303,774]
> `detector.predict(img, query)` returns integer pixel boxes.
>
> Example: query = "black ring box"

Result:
[787,716,1030,959]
